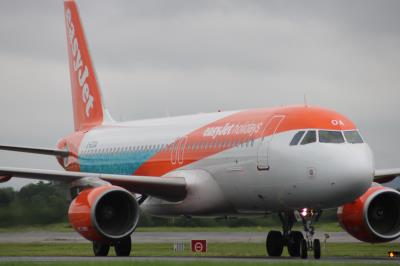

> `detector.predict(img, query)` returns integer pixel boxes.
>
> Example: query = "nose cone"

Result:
[285,143,374,209]
[317,144,374,207]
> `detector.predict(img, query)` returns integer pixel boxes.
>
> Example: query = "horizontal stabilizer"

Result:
[0,145,70,157]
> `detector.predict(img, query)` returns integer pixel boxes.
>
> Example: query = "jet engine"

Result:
[337,184,400,243]
[0,175,11,183]
[68,185,139,242]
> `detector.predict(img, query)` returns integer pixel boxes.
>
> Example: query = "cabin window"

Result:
[290,131,306,146]
[319,130,345,144]
[301,131,316,145]
[344,130,364,144]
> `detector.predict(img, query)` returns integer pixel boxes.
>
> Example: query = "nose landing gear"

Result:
[299,208,322,259]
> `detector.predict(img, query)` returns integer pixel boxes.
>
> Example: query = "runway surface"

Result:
[1,231,395,243]
[0,255,399,264]
[1,231,399,264]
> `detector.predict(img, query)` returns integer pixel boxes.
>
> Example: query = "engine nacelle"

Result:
[338,184,400,243]
[0,175,11,183]
[68,185,139,242]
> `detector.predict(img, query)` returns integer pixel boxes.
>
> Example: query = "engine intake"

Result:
[69,185,139,242]
[338,185,400,243]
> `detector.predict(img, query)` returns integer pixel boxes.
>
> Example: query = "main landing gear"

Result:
[266,209,322,259]
[93,235,132,257]
[266,212,303,258]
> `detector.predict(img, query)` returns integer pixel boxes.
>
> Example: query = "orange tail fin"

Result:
[64,0,106,131]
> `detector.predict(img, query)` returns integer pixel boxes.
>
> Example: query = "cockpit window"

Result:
[301,130,316,145]
[319,131,345,144]
[290,131,305,146]
[344,130,364,144]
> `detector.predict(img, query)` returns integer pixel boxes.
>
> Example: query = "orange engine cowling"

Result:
[338,184,400,243]
[68,185,139,242]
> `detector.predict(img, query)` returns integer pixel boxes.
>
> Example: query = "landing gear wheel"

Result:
[287,231,303,257]
[114,236,132,257]
[313,239,321,259]
[266,231,284,257]
[92,242,110,257]
[300,239,308,259]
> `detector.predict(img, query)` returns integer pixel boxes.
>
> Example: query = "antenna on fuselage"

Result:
[304,94,309,107]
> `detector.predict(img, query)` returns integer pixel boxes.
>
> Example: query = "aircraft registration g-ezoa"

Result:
[1,0,400,259]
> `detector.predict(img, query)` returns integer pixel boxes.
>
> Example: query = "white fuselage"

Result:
[68,106,374,217]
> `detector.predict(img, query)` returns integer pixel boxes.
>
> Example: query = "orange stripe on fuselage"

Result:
[134,106,356,176]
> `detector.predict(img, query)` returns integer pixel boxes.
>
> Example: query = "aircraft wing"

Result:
[374,168,400,183]
[0,145,69,157]
[0,167,186,201]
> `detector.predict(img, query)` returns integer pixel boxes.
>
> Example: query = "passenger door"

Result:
[257,115,285,170]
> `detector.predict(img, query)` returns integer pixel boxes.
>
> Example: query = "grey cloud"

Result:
[0,0,399,189]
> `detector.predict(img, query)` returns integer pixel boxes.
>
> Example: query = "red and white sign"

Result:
[191,239,207,253]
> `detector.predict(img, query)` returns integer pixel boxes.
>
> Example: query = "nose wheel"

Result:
[299,208,322,259]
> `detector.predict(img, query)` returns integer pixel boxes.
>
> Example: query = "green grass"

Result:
[0,222,342,233]
[0,223,73,233]
[0,242,398,258]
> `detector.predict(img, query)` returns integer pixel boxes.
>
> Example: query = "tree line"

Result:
[0,182,337,227]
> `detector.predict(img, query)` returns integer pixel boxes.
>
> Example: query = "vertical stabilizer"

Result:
[64,0,108,131]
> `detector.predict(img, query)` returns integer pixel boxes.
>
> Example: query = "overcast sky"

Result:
[1,0,399,189]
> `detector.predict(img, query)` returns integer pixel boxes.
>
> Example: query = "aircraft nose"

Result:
[289,144,374,209]
[325,144,374,205]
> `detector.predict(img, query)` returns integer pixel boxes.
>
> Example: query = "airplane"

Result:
[1,0,400,259]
